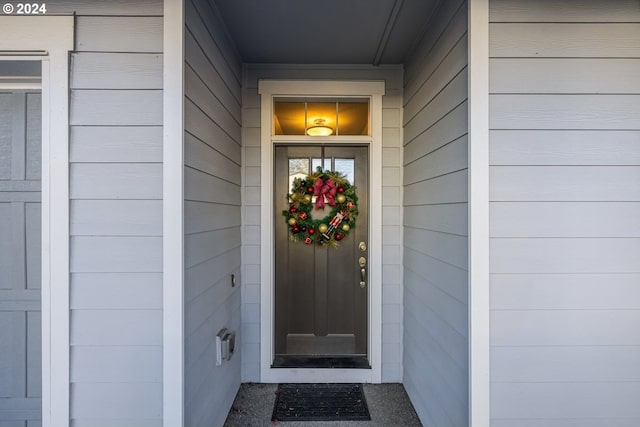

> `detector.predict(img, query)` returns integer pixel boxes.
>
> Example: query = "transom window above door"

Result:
[273,98,370,136]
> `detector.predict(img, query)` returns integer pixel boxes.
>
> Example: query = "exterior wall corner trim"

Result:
[163,1,185,425]
[468,0,491,425]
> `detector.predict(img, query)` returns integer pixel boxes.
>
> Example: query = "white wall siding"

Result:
[402,0,469,425]
[72,53,163,90]
[67,2,164,425]
[241,64,404,382]
[381,80,405,382]
[75,17,163,53]
[183,1,243,426]
[489,1,640,425]
[47,1,161,16]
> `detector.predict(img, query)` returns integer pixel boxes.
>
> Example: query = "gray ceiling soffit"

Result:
[212,0,439,65]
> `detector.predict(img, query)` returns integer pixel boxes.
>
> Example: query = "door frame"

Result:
[0,16,74,427]
[258,80,385,383]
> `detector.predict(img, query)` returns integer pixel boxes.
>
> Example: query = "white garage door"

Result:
[0,90,42,426]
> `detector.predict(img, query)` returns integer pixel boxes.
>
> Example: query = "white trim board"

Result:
[468,0,491,426]
[163,1,185,426]
[258,80,385,383]
[0,16,74,427]
[0,80,42,89]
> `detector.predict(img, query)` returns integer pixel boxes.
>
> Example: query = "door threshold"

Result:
[272,356,370,369]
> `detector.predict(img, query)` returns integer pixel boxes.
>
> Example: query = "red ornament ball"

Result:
[308,228,315,235]
[337,187,345,193]
[289,206,297,213]
[307,187,314,194]
[335,233,344,241]
[292,225,301,233]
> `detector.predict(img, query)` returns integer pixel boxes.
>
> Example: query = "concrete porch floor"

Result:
[224,383,422,426]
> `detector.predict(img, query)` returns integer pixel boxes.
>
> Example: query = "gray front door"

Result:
[0,90,42,425]
[274,145,369,366]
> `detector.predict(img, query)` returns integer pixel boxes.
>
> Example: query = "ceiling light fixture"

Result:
[306,118,333,136]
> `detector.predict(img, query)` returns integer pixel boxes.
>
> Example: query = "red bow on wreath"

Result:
[313,178,337,209]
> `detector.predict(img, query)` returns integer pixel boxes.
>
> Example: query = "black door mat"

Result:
[272,355,370,369]
[272,383,371,422]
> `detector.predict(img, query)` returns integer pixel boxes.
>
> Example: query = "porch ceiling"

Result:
[211,0,440,65]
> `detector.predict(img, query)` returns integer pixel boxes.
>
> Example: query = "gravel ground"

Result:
[224,383,422,426]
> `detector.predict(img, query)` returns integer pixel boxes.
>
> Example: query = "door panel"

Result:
[274,145,368,364]
[0,91,42,423]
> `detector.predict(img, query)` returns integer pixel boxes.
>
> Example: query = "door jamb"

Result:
[258,80,385,383]
[0,16,74,427]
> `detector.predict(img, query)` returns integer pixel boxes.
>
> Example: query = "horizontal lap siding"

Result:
[241,63,404,382]
[489,1,640,425]
[183,1,242,426]
[76,17,163,53]
[68,3,163,426]
[240,77,261,382]
[402,0,469,425]
[380,71,404,382]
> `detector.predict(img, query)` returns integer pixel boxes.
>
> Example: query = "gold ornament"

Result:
[341,223,350,232]
[336,194,346,203]
[303,194,312,203]
[288,218,297,226]
[318,223,328,233]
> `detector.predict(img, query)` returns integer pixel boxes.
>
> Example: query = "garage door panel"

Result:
[0,93,13,180]
[0,203,25,291]
[26,312,41,398]
[25,94,41,181]
[25,203,41,290]
[0,312,27,398]
[0,202,12,290]
[0,89,41,423]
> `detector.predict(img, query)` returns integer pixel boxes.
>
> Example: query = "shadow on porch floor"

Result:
[224,383,422,426]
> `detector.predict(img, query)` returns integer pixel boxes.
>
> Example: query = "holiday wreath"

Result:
[283,167,358,247]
